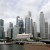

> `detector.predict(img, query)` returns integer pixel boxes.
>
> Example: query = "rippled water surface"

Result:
[0,44,24,50]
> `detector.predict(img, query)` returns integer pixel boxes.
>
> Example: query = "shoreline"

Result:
[24,43,50,50]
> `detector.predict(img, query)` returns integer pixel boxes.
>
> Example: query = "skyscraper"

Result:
[40,12,45,38]
[13,16,20,39]
[16,16,20,25]
[45,22,48,39]
[16,16,24,34]
[31,21,34,37]
[25,16,30,34]
[9,22,13,28]
[28,11,31,17]
[33,22,37,38]
[7,22,13,39]
[19,20,24,34]
[0,19,4,38]
[13,25,19,39]
[25,11,32,34]
[49,24,50,39]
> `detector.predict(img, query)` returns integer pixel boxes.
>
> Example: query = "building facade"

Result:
[19,20,24,34]
[16,33,33,40]
[25,16,30,34]
[16,16,20,25]
[7,22,13,39]
[49,24,50,39]
[40,12,45,38]
[33,22,37,38]
[13,25,19,39]
[45,22,48,39]
[0,19,4,39]
[25,11,32,34]
[16,16,24,34]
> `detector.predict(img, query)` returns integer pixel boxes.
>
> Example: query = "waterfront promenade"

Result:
[0,40,50,50]
[24,44,50,50]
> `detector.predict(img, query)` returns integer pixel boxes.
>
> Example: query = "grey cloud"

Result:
[0,0,50,31]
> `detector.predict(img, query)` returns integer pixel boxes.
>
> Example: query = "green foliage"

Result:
[30,37,40,41]
[4,37,12,42]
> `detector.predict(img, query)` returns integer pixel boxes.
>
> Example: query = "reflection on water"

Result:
[0,44,24,50]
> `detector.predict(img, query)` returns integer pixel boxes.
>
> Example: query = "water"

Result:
[0,44,24,50]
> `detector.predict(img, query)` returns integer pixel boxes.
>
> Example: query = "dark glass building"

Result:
[0,19,4,39]
[19,20,24,34]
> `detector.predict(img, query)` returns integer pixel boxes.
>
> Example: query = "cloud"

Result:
[0,0,50,32]
[40,0,50,23]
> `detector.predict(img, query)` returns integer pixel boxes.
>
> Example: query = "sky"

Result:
[0,0,50,32]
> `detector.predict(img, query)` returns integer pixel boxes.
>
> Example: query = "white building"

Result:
[33,22,37,38]
[40,12,45,38]
[16,33,33,40]
[5,31,7,37]
[13,25,19,39]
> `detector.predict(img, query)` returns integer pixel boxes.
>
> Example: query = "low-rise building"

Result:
[16,33,33,40]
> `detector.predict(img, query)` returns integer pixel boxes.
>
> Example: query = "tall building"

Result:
[29,11,32,34]
[7,22,13,39]
[16,16,20,25]
[13,16,20,39]
[30,18,33,34]
[31,21,34,37]
[16,16,24,34]
[25,16,30,34]
[25,11,32,34]
[49,24,50,39]
[13,25,19,39]
[0,19,4,38]
[28,11,31,17]
[19,20,24,34]
[45,22,48,39]
[40,12,45,38]
[33,22,37,38]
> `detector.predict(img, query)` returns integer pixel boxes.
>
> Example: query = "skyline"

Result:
[0,0,50,31]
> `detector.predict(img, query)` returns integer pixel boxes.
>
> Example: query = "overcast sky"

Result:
[0,0,50,32]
